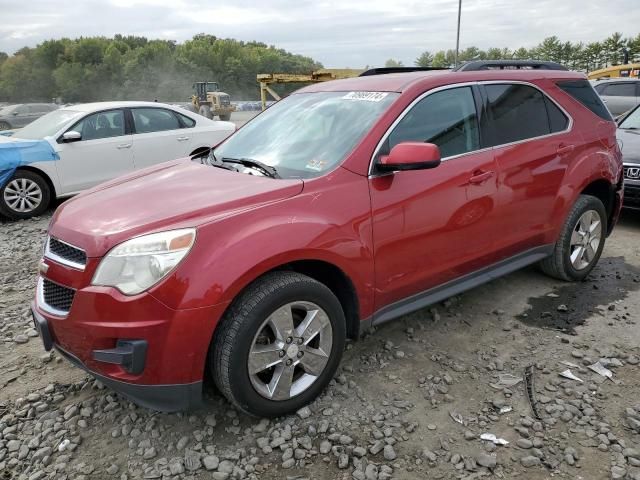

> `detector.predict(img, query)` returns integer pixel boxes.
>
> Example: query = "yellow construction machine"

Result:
[256,69,364,110]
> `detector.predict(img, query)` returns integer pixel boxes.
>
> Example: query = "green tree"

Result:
[415,51,433,67]
[384,58,404,67]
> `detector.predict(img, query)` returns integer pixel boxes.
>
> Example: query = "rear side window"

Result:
[544,97,569,133]
[178,112,196,128]
[385,86,480,158]
[557,80,613,121]
[483,84,550,146]
[132,108,181,134]
[601,83,636,97]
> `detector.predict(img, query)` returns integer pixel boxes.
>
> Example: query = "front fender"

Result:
[150,169,374,319]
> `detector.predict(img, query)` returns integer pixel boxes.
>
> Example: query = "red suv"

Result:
[32,61,623,417]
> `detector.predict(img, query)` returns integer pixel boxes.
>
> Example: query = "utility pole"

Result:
[454,0,462,67]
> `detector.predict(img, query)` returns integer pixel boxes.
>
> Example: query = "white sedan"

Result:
[0,101,235,219]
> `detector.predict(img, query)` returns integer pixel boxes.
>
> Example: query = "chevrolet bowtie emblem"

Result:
[38,260,49,275]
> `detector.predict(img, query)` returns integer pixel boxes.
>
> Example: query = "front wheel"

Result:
[540,194,607,281]
[211,271,346,417]
[0,170,51,220]
[219,113,231,121]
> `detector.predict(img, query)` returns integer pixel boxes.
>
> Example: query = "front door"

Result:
[369,86,500,314]
[55,109,134,194]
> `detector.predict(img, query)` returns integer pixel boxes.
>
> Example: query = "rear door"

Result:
[129,107,192,169]
[599,82,640,116]
[370,85,501,313]
[482,82,574,258]
[55,109,134,193]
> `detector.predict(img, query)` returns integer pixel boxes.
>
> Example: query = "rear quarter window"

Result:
[556,80,613,121]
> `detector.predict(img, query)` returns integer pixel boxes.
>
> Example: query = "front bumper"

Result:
[623,183,640,210]
[32,304,203,411]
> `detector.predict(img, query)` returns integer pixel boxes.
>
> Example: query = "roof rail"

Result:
[359,67,449,77]
[453,60,568,72]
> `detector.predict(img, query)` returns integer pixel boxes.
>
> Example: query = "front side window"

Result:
[213,91,398,179]
[384,86,480,159]
[602,83,637,97]
[483,84,550,146]
[70,110,125,141]
[132,108,181,134]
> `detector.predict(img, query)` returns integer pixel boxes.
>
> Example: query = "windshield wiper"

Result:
[221,157,280,179]
[200,149,238,172]
[622,126,639,130]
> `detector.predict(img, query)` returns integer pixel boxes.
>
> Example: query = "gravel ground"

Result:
[1,207,640,480]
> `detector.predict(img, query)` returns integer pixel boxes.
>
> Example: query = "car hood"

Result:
[617,128,640,164]
[49,159,304,257]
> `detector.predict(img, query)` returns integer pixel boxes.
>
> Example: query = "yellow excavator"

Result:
[190,82,235,121]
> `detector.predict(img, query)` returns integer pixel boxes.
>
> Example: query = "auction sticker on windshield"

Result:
[342,92,389,102]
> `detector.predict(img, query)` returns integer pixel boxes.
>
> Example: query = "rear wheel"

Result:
[0,170,51,220]
[0,121,11,130]
[211,271,346,417]
[199,105,213,120]
[540,194,607,281]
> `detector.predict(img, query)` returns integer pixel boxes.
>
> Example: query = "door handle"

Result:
[117,143,132,149]
[468,170,494,185]
[557,144,575,155]
[177,136,190,141]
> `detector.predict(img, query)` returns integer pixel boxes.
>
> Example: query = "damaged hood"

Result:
[49,159,304,257]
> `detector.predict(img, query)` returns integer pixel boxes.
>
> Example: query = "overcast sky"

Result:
[0,0,638,67]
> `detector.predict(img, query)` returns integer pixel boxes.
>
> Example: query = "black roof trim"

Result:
[359,67,450,77]
[453,60,568,72]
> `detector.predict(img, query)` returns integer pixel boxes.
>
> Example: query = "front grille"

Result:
[624,184,640,208]
[219,95,231,106]
[41,278,75,314]
[47,237,86,268]
[624,165,640,181]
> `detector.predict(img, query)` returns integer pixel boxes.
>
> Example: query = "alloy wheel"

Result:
[569,209,602,270]
[3,178,43,213]
[248,301,333,401]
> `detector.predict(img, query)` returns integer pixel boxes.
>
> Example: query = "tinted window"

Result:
[601,83,637,97]
[557,80,613,121]
[385,87,479,158]
[544,97,569,133]
[132,108,181,133]
[178,112,196,128]
[71,110,125,140]
[483,84,549,146]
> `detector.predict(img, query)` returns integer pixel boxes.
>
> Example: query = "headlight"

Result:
[92,229,196,295]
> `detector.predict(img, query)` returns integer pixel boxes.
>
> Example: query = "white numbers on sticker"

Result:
[342,92,389,102]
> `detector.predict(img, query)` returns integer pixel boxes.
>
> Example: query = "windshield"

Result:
[213,91,398,178]
[12,109,83,139]
[619,106,640,129]
[207,82,219,92]
[0,105,17,115]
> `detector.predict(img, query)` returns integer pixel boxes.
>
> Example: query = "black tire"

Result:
[0,170,51,220]
[211,271,346,417]
[540,194,607,281]
[219,113,231,121]
[0,121,11,130]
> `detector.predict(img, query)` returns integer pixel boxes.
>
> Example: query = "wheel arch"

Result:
[214,258,363,342]
[14,165,57,199]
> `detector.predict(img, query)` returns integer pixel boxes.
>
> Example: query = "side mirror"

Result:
[378,142,441,172]
[61,131,82,143]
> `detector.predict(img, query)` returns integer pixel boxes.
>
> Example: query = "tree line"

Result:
[0,34,321,103]
[388,32,640,71]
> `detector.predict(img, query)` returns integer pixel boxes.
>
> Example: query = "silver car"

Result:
[616,104,640,210]
[592,79,640,117]
[0,103,59,130]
